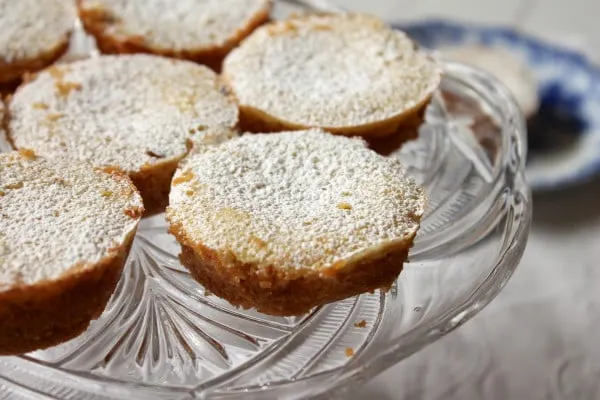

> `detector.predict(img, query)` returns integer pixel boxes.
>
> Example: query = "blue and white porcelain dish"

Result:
[395,19,600,190]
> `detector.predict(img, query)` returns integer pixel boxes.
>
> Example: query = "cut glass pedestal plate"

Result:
[0,1,531,399]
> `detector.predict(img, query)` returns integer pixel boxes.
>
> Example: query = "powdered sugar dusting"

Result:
[0,0,74,63]
[79,0,271,52]
[8,54,238,173]
[0,152,142,288]
[223,13,441,129]
[168,129,426,271]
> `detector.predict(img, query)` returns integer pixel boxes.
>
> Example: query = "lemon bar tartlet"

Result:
[167,129,426,316]
[7,54,239,214]
[222,13,441,139]
[0,150,142,355]
[0,0,74,84]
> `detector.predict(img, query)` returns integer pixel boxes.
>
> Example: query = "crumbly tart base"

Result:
[129,157,183,216]
[0,231,135,355]
[236,96,432,140]
[0,39,70,85]
[365,104,428,154]
[170,223,415,316]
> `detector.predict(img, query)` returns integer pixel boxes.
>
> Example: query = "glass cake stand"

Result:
[0,1,531,399]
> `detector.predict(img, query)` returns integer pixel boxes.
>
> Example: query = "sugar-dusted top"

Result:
[0,0,74,63]
[223,13,441,129]
[168,129,426,271]
[8,54,239,173]
[78,0,271,52]
[0,151,143,288]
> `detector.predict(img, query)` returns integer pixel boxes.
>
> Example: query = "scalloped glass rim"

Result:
[0,62,532,400]
[0,1,531,398]
[206,62,532,399]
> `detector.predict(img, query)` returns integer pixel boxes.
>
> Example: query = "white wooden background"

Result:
[334,0,600,399]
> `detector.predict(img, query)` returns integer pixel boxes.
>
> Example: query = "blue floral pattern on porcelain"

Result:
[396,19,600,190]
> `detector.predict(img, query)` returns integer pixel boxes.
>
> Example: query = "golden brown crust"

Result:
[0,98,9,143]
[78,4,270,72]
[0,39,70,85]
[129,156,184,215]
[169,221,413,316]
[365,102,428,155]
[0,230,135,355]
[235,92,432,140]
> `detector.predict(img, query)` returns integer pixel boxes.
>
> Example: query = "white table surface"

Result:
[334,0,600,399]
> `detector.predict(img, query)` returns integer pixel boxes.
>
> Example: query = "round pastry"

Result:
[167,128,426,316]
[7,54,239,214]
[0,150,143,355]
[78,0,272,70]
[222,13,441,138]
[0,0,74,84]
